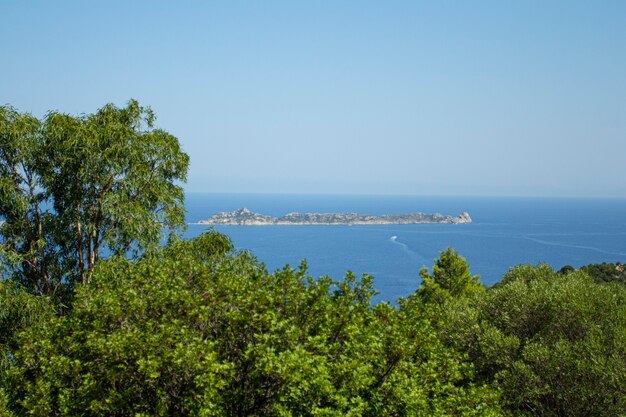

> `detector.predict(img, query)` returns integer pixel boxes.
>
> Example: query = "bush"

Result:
[437,264,626,417]
[6,234,501,416]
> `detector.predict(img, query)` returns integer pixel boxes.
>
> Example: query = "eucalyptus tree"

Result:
[0,100,189,298]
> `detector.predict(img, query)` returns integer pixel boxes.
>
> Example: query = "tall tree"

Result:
[0,100,189,298]
[418,247,483,304]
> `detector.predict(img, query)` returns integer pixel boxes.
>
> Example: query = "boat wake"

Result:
[389,235,423,261]
[522,235,626,257]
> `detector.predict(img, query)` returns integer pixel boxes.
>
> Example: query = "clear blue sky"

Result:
[2,1,625,197]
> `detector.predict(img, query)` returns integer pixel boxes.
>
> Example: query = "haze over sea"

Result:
[185,193,626,302]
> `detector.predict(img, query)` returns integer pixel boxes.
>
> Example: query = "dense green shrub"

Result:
[3,234,625,416]
[4,233,500,416]
[0,280,53,391]
[580,262,626,285]
[437,264,626,417]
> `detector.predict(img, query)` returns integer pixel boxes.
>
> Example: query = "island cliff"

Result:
[195,208,472,226]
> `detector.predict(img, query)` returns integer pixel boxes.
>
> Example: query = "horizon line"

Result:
[183,190,626,200]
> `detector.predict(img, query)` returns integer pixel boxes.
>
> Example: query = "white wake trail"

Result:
[389,235,423,261]
[522,235,626,257]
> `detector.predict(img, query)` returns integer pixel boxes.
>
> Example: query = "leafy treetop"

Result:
[0,100,189,299]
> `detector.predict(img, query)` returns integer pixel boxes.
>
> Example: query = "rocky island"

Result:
[195,208,472,226]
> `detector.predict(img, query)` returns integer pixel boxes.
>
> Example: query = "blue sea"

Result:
[184,193,626,302]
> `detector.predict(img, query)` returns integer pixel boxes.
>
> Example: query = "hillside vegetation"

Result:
[1,103,625,416]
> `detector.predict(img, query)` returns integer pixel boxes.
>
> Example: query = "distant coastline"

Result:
[193,208,472,226]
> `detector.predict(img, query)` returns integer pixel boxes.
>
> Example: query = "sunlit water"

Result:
[184,193,626,302]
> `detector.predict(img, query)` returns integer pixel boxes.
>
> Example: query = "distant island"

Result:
[195,208,472,226]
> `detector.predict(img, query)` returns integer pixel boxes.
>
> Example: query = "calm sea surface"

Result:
[184,193,626,302]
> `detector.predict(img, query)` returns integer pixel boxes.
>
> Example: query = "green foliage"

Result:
[0,388,14,417]
[8,232,233,416]
[0,281,51,417]
[376,297,501,417]
[0,280,53,373]
[558,262,626,285]
[579,262,626,285]
[6,234,500,416]
[3,221,623,416]
[437,264,626,417]
[418,247,484,304]
[556,264,575,275]
[0,101,189,299]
